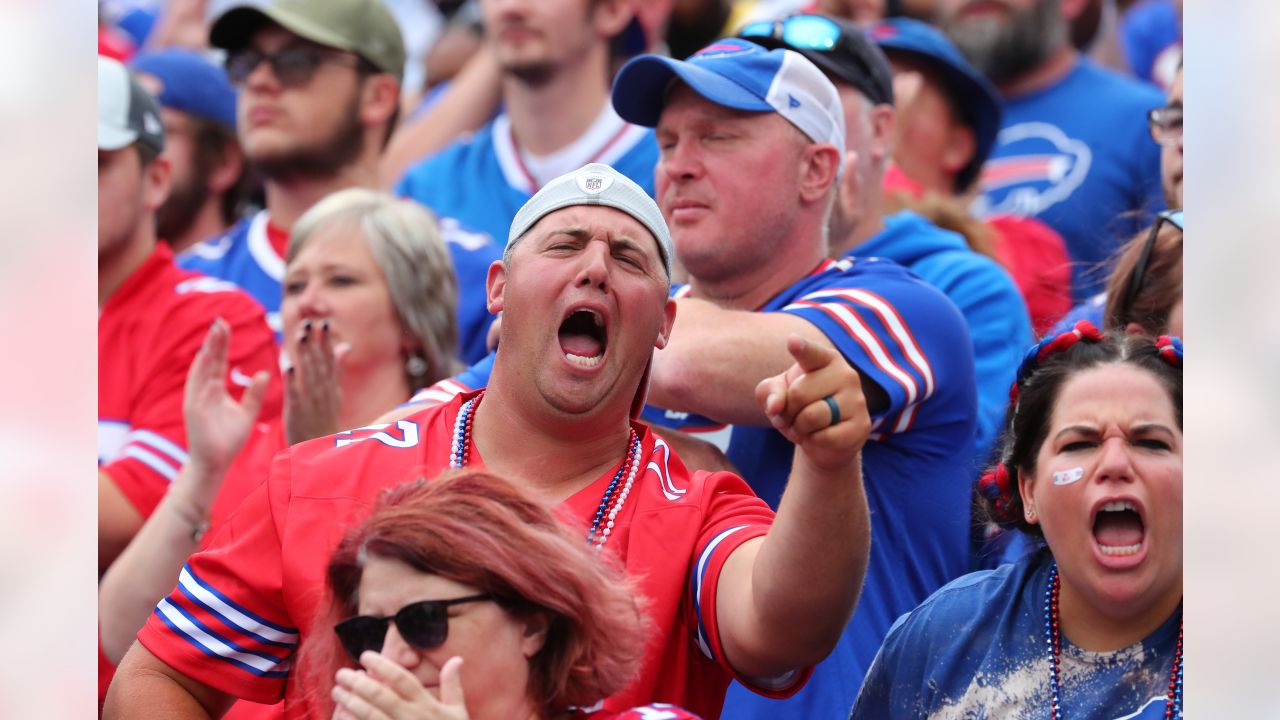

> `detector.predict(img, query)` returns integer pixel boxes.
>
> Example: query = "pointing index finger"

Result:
[787,334,835,374]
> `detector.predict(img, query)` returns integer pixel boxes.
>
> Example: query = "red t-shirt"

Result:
[137,392,805,719]
[987,214,1074,335]
[99,243,281,518]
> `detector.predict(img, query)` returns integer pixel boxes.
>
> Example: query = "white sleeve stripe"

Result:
[156,599,289,675]
[126,430,189,465]
[892,403,920,434]
[793,300,920,404]
[410,380,469,405]
[803,288,936,397]
[692,525,751,661]
[121,446,180,482]
[179,568,300,644]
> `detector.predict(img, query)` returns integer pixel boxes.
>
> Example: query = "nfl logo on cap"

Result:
[579,171,611,194]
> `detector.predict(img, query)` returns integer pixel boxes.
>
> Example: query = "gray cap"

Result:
[507,163,672,279]
[98,55,165,153]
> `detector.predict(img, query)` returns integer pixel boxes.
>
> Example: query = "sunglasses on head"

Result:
[224,45,372,88]
[739,15,844,51]
[333,594,492,662]
[1120,209,1183,322]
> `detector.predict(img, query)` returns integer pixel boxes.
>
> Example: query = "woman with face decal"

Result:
[100,189,461,668]
[851,322,1184,719]
[302,470,701,720]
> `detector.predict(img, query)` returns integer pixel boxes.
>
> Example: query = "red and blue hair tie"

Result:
[1155,335,1183,367]
[1009,320,1106,405]
[978,463,1018,526]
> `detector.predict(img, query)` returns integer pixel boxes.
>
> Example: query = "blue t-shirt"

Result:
[974,59,1166,301]
[648,258,978,720]
[854,211,1030,469]
[851,549,1183,719]
[178,210,501,364]
[394,113,658,256]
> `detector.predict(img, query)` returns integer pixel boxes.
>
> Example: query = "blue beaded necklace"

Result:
[1044,562,1184,719]
[449,391,642,551]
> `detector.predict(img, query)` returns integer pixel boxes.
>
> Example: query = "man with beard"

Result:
[180,0,501,359]
[130,49,250,255]
[395,0,657,317]
[938,0,1166,302]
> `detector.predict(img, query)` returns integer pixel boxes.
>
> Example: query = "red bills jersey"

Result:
[137,392,806,719]
[98,243,280,518]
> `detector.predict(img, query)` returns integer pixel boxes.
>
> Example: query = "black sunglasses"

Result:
[333,594,492,662]
[225,45,372,88]
[1120,210,1183,323]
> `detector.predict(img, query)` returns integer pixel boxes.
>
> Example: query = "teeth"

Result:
[565,352,602,367]
[1101,501,1136,513]
[1099,543,1142,556]
[588,310,604,328]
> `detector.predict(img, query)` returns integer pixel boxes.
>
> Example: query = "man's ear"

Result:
[869,104,895,167]
[654,298,677,350]
[592,0,635,41]
[799,143,842,205]
[520,613,550,659]
[486,259,508,314]
[207,142,246,196]
[143,153,172,214]
[939,124,976,177]
[360,73,401,131]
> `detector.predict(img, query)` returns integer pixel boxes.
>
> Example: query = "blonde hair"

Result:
[289,189,461,389]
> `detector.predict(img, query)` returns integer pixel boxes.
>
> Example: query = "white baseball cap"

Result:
[98,55,165,153]
[507,163,673,280]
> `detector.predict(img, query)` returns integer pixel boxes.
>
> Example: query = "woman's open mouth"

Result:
[1092,500,1145,557]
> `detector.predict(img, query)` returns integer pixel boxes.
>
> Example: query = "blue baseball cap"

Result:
[130,49,238,130]
[868,17,1002,192]
[612,38,846,171]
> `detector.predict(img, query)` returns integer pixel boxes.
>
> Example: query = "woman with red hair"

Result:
[302,470,701,720]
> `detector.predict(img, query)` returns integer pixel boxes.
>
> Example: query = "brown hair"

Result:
[1103,220,1183,334]
[298,470,648,716]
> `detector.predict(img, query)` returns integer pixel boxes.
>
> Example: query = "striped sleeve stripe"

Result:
[127,429,190,466]
[788,300,920,404]
[691,525,749,661]
[121,446,180,482]
[154,599,290,678]
[804,288,936,399]
[179,566,299,646]
[892,403,920,434]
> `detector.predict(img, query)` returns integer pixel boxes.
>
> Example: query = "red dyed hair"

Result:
[296,470,649,716]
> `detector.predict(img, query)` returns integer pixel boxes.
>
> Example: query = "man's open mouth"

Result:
[558,308,607,367]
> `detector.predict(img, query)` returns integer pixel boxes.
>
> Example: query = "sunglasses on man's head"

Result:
[333,594,492,662]
[739,15,845,51]
[224,45,370,88]
[1120,209,1183,322]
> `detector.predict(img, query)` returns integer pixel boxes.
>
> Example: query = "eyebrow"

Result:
[546,227,652,259]
[1053,422,1177,441]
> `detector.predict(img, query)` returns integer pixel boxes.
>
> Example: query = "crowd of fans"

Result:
[97,0,1184,717]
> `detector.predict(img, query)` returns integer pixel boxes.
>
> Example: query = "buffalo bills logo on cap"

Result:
[577,171,612,194]
[692,38,757,59]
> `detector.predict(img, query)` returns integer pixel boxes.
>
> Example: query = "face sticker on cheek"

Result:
[1052,467,1084,486]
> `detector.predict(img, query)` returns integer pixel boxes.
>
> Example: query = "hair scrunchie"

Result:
[1009,320,1106,405]
[1155,335,1183,367]
[978,463,1019,526]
